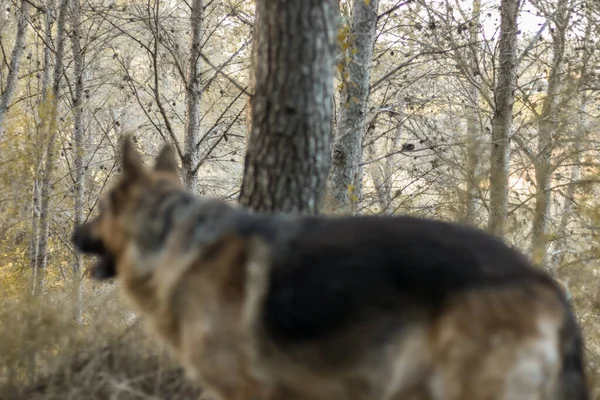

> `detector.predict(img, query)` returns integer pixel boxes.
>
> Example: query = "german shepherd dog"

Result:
[72,136,588,400]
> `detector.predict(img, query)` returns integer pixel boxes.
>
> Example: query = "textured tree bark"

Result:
[487,0,520,237]
[182,0,204,193]
[239,0,338,214]
[0,0,30,135]
[326,0,379,215]
[34,0,69,295]
[463,0,482,225]
[531,0,571,266]
[70,0,84,323]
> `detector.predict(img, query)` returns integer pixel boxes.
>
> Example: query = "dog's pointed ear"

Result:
[154,142,179,174]
[120,135,146,180]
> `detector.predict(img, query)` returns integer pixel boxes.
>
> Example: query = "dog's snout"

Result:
[72,224,106,254]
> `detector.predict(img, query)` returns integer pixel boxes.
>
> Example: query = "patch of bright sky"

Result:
[479,0,548,40]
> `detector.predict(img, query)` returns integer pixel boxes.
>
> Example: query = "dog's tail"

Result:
[556,302,588,400]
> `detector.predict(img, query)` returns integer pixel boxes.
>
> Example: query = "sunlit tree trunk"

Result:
[239,0,338,213]
[34,0,69,294]
[487,0,519,237]
[70,0,84,323]
[326,0,379,215]
[0,0,30,135]
[182,0,204,193]
[531,0,571,266]
[464,0,482,224]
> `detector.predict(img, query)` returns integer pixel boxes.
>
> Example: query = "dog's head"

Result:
[71,135,184,280]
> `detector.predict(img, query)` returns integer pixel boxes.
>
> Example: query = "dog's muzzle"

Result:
[72,225,117,280]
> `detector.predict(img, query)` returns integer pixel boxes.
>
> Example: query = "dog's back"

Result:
[236,214,588,400]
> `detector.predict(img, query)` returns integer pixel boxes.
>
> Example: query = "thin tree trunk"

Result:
[182,0,204,193]
[531,0,571,266]
[326,0,379,215]
[0,1,6,84]
[239,0,338,213]
[29,0,54,289]
[26,0,57,380]
[29,179,41,279]
[40,0,54,102]
[367,102,405,215]
[550,99,586,270]
[549,5,592,271]
[70,0,84,323]
[367,142,387,213]
[0,0,30,135]
[365,115,385,212]
[34,0,69,295]
[487,0,520,237]
[244,4,260,140]
[463,0,482,224]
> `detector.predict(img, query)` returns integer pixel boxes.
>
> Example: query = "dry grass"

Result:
[0,283,201,400]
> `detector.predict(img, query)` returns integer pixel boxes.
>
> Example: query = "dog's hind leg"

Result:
[426,286,565,400]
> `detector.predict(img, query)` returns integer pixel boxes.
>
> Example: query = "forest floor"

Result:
[0,284,201,400]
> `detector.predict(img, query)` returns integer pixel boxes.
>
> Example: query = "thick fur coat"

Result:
[72,137,588,400]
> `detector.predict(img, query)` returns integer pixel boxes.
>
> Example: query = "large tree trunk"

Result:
[326,0,379,214]
[69,0,84,322]
[239,0,338,214]
[487,0,520,237]
[34,0,69,294]
[530,0,571,266]
[463,0,482,224]
[0,0,30,135]
[182,0,204,193]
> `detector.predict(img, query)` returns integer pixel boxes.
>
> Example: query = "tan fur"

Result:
[427,284,565,400]
[74,136,582,400]
[116,233,568,400]
[116,230,270,400]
